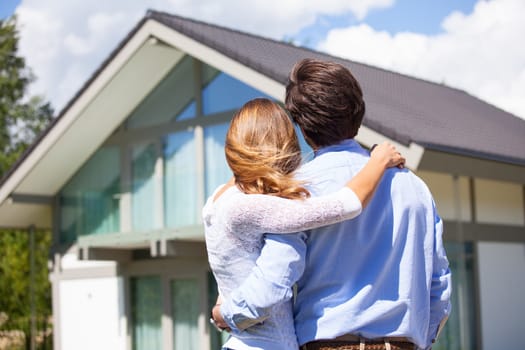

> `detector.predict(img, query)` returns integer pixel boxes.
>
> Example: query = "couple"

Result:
[203,58,451,350]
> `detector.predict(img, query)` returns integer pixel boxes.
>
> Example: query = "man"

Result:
[213,58,451,350]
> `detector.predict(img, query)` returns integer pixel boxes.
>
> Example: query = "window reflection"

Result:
[434,242,478,350]
[202,70,270,115]
[59,147,120,243]
[204,123,231,198]
[131,276,162,350]
[132,143,159,231]
[164,130,197,228]
[171,279,199,350]
[127,56,196,128]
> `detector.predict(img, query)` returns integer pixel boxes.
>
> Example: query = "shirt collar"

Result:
[314,139,361,158]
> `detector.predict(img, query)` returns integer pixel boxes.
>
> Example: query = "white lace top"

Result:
[203,184,362,350]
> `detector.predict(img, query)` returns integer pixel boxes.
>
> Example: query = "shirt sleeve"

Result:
[220,232,307,332]
[427,208,452,346]
[223,187,361,235]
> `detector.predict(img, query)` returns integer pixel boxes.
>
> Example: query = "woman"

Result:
[203,98,404,349]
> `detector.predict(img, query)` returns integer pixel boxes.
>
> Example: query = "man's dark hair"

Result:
[285,58,365,148]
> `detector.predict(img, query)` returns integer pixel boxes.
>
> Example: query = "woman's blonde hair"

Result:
[225,98,310,200]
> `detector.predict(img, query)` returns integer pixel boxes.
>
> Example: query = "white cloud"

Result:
[318,0,525,120]
[16,1,146,111]
[15,7,62,99]
[64,12,128,56]
[15,0,393,111]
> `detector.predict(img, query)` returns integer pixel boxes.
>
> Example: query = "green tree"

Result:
[0,16,53,175]
[0,229,52,327]
[0,16,54,349]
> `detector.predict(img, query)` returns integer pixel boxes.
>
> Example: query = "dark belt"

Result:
[300,334,418,350]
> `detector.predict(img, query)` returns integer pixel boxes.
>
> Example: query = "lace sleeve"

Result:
[222,187,362,235]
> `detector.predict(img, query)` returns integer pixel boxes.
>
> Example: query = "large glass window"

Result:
[61,58,284,240]
[59,147,120,243]
[434,242,478,350]
[202,69,270,115]
[171,279,199,350]
[127,56,196,128]
[132,143,159,231]
[164,130,197,227]
[204,122,232,198]
[131,276,162,350]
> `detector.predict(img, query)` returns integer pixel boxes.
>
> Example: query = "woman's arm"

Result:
[222,142,403,235]
[346,141,404,207]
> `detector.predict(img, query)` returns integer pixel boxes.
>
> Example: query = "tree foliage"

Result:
[0,230,52,319]
[0,16,54,348]
[0,16,54,177]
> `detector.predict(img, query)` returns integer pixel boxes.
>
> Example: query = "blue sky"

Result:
[1,0,524,120]
[294,0,477,46]
[365,0,477,34]
[0,0,19,19]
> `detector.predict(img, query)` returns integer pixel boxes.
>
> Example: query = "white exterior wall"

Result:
[416,171,471,221]
[477,242,525,350]
[53,252,126,350]
[58,276,126,350]
[475,179,524,226]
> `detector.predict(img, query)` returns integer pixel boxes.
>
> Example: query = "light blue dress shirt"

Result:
[220,139,452,350]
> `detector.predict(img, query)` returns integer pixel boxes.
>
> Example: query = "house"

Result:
[0,9,524,350]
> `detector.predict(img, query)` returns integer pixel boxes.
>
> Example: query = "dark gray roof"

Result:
[149,10,525,166]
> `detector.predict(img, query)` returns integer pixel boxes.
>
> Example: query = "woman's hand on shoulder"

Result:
[370,141,405,169]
